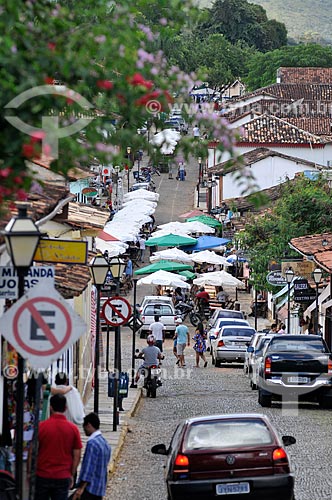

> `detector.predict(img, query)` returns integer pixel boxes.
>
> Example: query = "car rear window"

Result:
[221,328,255,337]
[144,305,174,315]
[184,419,273,450]
[268,339,327,352]
[217,320,248,328]
[216,310,244,319]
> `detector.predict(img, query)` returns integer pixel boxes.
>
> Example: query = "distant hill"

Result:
[197,0,332,45]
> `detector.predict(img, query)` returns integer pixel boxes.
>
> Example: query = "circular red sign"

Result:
[13,297,72,356]
[102,296,132,326]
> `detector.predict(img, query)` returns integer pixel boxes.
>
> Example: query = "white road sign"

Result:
[0,266,55,300]
[102,296,132,326]
[0,282,87,369]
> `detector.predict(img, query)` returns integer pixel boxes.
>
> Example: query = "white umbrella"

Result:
[157,221,214,234]
[122,199,157,209]
[137,270,190,289]
[95,239,128,256]
[124,189,159,201]
[150,248,193,263]
[193,270,245,288]
[191,250,230,266]
[150,228,190,239]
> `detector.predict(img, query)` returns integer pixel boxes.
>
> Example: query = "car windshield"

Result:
[221,329,255,337]
[144,305,173,315]
[269,339,327,352]
[216,311,244,319]
[184,419,273,450]
[217,320,247,328]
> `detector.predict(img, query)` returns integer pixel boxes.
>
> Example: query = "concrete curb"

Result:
[108,388,142,474]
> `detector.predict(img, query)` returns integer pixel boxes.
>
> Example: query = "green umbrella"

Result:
[134,260,193,275]
[177,270,196,280]
[145,233,197,247]
[186,215,222,228]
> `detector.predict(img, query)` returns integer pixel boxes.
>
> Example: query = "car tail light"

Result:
[141,316,145,322]
[217,340,225,347]
[328,359,332,374]
[173,454,189,478]
[265,356,272,374]
[273,447,290,474]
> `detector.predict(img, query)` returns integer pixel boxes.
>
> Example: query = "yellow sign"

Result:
[34,239,88,264]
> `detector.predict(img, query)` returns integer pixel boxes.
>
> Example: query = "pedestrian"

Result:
[138,235,146,262]
[216,286,229,308]
[149,315,165,352]
[173,337,179,365]
[178,161,186,181]
[278,323,286,334]
[193,322,208,368]
[193,124,200,138]
[73,413,111,500]
[268,323,278,334]
[124,255,133,278]
[51,372,85,425]
[174,318,190,368]
[32,394,82,500]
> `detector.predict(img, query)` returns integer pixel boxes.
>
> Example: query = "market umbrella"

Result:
[124,189,159,201]
[137,270,190,289]
[177,270,196,280]
[182,235,231,252]
[186,215,222,229]
[193,270,245,288]
[150,248,193,263]
[226,254,248,264]
[191,250,230,266]
[134,260,193,275]
[145,233,197,247]
[179,209,205,219]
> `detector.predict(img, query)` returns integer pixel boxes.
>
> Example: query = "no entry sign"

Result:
[102,296,132,326]
[0,283,87,369]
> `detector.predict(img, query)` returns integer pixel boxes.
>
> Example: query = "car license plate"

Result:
[287,376,310,384]
[216,482,250,495]
[150,368,161,376]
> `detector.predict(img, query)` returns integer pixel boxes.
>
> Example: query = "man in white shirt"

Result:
[149,315,165,352]
[193,125,200,138]
[138,235,146,262]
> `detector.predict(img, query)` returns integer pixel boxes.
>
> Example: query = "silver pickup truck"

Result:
[257,334,332,409]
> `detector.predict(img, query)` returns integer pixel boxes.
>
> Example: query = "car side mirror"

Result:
[247,346,254,352]
[151,444,168,455]
[282,435,296,446]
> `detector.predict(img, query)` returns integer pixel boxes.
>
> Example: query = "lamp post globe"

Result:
[313,268,323,334]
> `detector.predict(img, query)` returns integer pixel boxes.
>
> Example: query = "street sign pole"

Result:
[16,269,25,500]
[113,325,120,432]
[130,279,138,388]
[94,284,102,414]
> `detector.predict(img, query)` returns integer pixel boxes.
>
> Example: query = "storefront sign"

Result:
[0,266,55,300]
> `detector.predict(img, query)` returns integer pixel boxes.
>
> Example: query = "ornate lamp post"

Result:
[2,203,41,499]
[105,255,126,432]
[207,176,213,214]
[89,254,110,413]
[198,156,203,186]
[313,267,323,334]
[285,268,294,333]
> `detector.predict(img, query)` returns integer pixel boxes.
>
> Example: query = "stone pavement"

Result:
[80,153,271,484]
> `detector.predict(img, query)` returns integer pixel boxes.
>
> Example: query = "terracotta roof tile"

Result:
[290,233,332,273]
[278,67,332,84]
[232,83,332,104]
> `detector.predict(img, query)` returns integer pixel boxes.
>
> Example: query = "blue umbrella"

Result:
[182,235,231,252]
[226,254,247,264]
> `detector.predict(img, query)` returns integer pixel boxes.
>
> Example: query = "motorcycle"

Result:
[189,302,212,327]
[135,349,163,398]
[175,299,194,322]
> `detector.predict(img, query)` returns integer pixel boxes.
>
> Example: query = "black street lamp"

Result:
[207,176,213,214]
[313,267,323,334]
[89,254,110,414]
[198,156,203,186]
[105,255,126,432]
[2,203,41,500]
[130,278,138,388]
[285,268,294,333]
[126,146,132,192]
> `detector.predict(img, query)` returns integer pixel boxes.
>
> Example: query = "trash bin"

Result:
[108,372,129,398]
[234,301,240,311]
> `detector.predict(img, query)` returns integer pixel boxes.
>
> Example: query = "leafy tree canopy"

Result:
[245,43,332,89]
[239,175,332,290]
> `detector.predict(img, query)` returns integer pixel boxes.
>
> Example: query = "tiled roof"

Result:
[283,118,332,136]
[55,202,110,231]
[210,147,324,175]
[277,67,332,84]
[223,99,332,120]
[290,233,332,273]
[232,83,332,103]
[239,114,324,145]
[223,180,288,212]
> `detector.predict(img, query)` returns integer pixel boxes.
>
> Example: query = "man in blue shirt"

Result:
[73,413,111,500]
[174,318,190,368]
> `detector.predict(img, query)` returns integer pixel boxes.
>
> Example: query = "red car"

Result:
[152,413,295,500]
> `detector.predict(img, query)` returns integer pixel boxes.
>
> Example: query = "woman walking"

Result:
[193,322,208,368]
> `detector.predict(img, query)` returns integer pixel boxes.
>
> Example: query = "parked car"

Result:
[207,318,250,355]
[248,334,277,390]
[151,413,296,500]
[130,181,155,192]
[211,326,256,367]
[243,332,266,376]
[138,299,177,338]
[138,295,174,314]
[208,308,245,329]
[257,334,332,408]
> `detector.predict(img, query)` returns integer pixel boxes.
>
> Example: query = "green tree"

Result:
[0,0,238,212]
[239,176,332,289]
[246,43,332,89]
